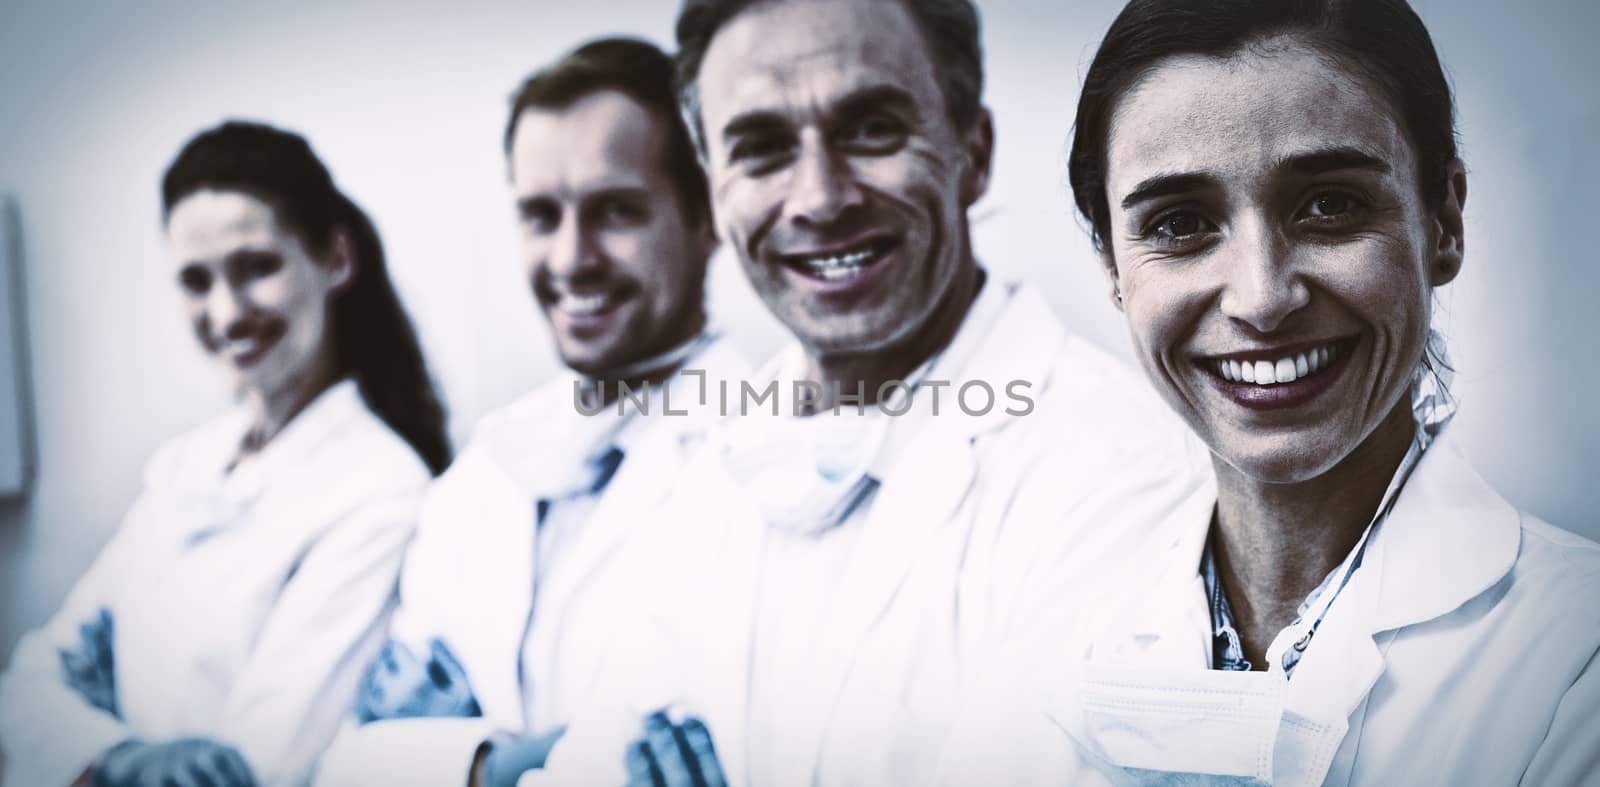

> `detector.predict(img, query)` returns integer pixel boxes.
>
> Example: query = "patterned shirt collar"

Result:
[1203,370,1456,676]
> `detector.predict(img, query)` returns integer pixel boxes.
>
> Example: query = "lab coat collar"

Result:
[1361,429,1520,633]
[1095,427,1519,655]
[482,333,739,500]
[1063,430,1521,786]
[178,378,367,506]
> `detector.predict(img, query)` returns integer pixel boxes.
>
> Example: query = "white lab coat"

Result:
[527,281,1211,787]
[934,432,1600,786]
[0,380,431,787]
[313,337,749,787]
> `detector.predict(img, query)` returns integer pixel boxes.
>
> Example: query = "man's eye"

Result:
[245,255,282,278]
[1304,191,1360,219]
[729,135,791,166]
[839,115,906,151]
[599,199,646,226]
[179,267,212,295]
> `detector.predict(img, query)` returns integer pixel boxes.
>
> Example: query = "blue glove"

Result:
[480,727,567,787]
[93,738,257,787]
[356,637,482,722]
[59,608,118,717]
[623,711,727,787]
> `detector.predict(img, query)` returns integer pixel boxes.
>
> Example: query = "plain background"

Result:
[0,0,1595,691]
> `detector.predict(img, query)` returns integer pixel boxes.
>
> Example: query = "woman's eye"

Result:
[520,201,561,235]
[179,267,212,295]
[1153,212,1212,241]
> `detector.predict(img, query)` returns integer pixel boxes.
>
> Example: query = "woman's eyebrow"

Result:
[1120,172,1215,209]
[1279,146,1391,176]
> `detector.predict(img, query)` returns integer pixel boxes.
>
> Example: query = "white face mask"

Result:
[721,349,939,535]
[722,409,890,535]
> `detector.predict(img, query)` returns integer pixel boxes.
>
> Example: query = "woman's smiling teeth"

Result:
[560,292,612,316]
[1213,344,1342,386]
[224,337,263,358]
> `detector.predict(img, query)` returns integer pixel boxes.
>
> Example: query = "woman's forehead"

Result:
[167,190,289,260]
[1105,46,1412,195]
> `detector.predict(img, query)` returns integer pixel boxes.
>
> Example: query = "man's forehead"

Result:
[697,0,939,123]
[510,91,666,193]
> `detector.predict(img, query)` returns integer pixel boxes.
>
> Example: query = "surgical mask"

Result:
[722,353,936,536]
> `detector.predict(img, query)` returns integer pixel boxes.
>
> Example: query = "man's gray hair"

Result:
[673,0,984,152]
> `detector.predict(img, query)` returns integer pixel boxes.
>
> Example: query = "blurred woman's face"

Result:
[166,189,350,404]
[1098,40,1465,484]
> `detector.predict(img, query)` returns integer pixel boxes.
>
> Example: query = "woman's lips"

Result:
[1197,336,1360,412]
[216,323,284,370]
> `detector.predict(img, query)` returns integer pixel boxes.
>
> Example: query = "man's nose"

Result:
[783,136,865,229]
[542,215,605,282]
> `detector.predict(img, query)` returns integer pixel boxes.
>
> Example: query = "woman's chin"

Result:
[1209,428,1352,487]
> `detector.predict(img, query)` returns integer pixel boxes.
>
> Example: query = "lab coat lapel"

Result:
[1277,431,1520,787]
[537,339,749,635]
[783,282,1063,786]
[178,380,363,543]
[455,458,539,728]
[768,421,977,787]
[705,482,766,787]
[1051,486,1295,783]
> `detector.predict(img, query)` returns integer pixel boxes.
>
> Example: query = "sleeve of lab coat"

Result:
[1521,643,1600,786]
[0,503,147,786]
[210,490,420,787]
[313,456,507,787]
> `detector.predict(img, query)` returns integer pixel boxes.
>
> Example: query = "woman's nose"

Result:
[206,283,251,338]
[1217,222,1310,334]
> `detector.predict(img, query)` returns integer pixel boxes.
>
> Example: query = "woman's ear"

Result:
[1099,247,1124,312]
[326,227,358,293]
[1430,158,1467,287]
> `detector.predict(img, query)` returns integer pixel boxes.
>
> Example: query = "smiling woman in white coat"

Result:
[935,0,1600,784]
[0,121,450,787]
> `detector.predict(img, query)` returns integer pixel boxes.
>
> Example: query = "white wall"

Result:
[1,0,1595,675]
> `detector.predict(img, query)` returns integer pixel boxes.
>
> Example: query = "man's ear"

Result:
[326,228,358,293]
[1430,158,1467,287]
[959,107,995,208]
[1099,247,1123,312]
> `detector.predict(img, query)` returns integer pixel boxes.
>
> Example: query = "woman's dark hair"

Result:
[1068,0,1458,252]
[161,120,451,475]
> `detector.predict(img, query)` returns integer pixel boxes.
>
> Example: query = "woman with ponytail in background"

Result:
[0,120,450,787]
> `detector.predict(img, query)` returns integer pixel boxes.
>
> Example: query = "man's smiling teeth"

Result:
[801,248,875,281]
[560,292,611,316]
[1215,344,1342,386]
